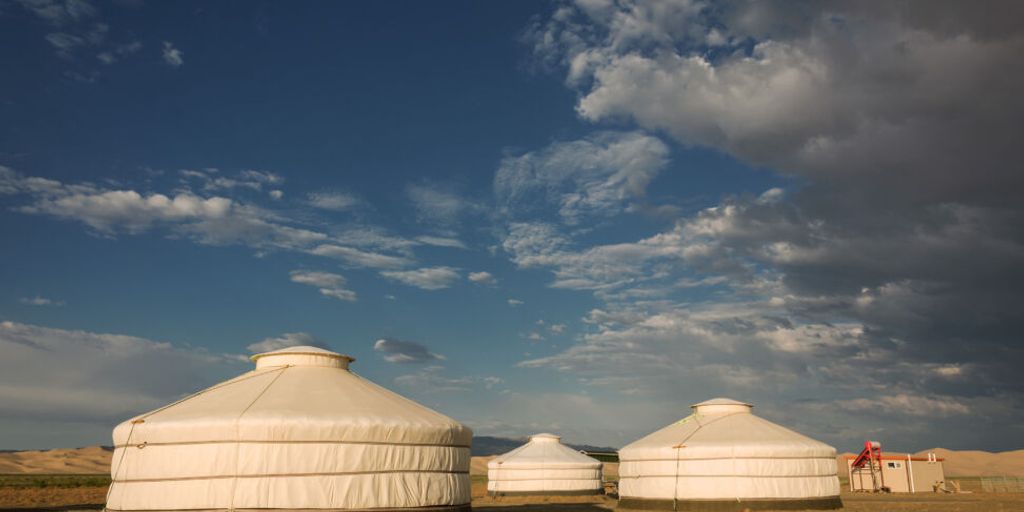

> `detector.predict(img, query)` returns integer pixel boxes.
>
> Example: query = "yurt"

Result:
[617,398,841,511]
[487,433,603,495]
[105,346,472,512]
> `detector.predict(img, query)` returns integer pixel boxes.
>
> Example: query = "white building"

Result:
[106,346,472,511]
[846,452,945,493]
[487,433,603,495]
[617,398,841,511]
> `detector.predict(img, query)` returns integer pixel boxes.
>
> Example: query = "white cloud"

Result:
[2,167,332,252]
[46,32,86,56]
[527,332,544,341]
[507,298,524,306]
[0,321,243,425]
[837,394,971,418]
[495,131,669,224]
[179,168,282,192]
[331,227,419,253]
[308,191,363,211]
[415,235,466,249]
[19,296,64,307]
[247,332,330,353]
[468,271,497,286]
[373,338,445,364]
[311,244,413,269]
[162,41,183,67]
[26,189,233,234]
[393,366,474,393]
[380,266,460,290]
[0,167,446,285]
[501,221,684,292]
[549,323,566,334]
[405,183,478,227]
[268,189,283,200]
[16,0,96,26]
[289,270,357,302]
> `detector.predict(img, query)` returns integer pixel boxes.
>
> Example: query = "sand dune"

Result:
[0,446,112,474]
[837,448,1024,477]
[921,448,1024,477]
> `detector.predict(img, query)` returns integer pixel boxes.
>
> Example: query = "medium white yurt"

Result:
[617,398,841,511]
[105,346,472,512]
[487,433,603,495]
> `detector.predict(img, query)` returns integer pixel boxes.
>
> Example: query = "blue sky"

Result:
[3,1,1023,452]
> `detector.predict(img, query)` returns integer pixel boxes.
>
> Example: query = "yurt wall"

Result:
[106,346,472,512]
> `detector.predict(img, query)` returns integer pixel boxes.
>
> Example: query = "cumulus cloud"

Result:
[507,0,1024,449]
[495,131,669,224]
[468,271,497,286]
[2,166,319,249]
[246,332,330,353]
[0,321,243,446]
[380,266,460,290]
[373,338,445,364]
[507,299,524,306]
[162,41,183,67]
[289,270,357,302]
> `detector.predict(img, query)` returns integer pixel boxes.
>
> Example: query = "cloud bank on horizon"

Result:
[1,0,1022,451]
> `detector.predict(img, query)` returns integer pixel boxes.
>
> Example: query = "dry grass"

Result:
[0,482,1023,511]
[0,469,1022,511]
[0,485,106,509]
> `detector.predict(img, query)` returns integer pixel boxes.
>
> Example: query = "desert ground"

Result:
[2,448,1024,510]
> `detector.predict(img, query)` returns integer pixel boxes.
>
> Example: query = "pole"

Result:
[907,453,915,493]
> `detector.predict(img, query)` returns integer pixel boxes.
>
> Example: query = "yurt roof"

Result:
[113,346,471,447]
[620,397,834,460]
[488,433,602,469]
[250,345,354,362]
[691,397,752,408]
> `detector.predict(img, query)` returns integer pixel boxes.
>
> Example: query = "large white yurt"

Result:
[617,398,841,511]
[105,346,472,512]
[487,433,603,495]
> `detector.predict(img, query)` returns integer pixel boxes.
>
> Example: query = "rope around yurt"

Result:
[105,365,292,508]
[670,411,746,511]
[228,365,290,511]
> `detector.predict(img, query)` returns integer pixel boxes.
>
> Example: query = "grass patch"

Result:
[0,474,111,489]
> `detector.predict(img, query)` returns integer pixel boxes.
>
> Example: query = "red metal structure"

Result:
[849,440,887,492]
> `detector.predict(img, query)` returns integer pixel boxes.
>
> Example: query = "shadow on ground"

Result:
[474,505,612,512]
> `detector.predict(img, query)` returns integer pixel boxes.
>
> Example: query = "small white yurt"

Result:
[487,433,603,495]
[105,346,472,512]
[617,398,841,511]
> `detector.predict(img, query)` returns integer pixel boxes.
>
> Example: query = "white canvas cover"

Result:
[618,398,839,501]
[105,346,472,511]
[487,433,602,493]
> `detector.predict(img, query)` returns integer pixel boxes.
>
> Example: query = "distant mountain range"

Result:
[472,436,617,456]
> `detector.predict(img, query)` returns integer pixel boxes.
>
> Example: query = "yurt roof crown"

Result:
[691,397,753,415]
[530,433,561,442]
[250,345,355,369]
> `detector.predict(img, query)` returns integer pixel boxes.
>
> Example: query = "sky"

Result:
[1,0,1023,452]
